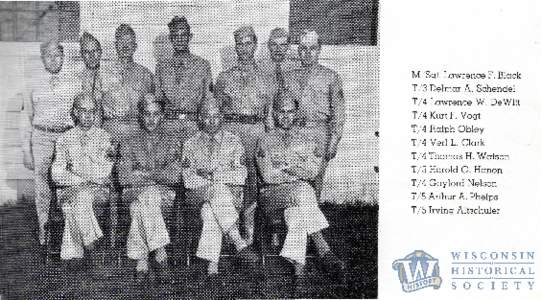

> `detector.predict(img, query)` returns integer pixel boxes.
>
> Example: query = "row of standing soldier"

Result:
[20,16,346,290]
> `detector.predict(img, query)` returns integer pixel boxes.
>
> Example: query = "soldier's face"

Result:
[75,107,96,130]
[81,40,102,70]
[200,111,223,135]
[41,47,64,74]
[170,27,191,53]
[115,33,137,59]
[142,106,163,133]
[268,37,289,63]
[299,44,320,67]
[275,103,296,130]
[235,36,256,62]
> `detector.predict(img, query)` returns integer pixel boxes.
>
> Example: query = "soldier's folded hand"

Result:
[284,166,307,178]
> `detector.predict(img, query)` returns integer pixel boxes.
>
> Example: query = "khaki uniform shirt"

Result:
[118,127,183,187]
[256,127,322,186]
[215,63,276,117]
[181,130,247,190]
[51,126,114,186]
[20,68,80,152]
[258,57,300,88]
[79,62,154,120]
[284,64,346,139]
[155,53,212,113]
[103,61,154,119]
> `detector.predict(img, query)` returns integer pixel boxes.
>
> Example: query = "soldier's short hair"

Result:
[40,39,64,56]
[268,27,289,43]
[299,29,321,47]
[168,16,191,33]
[234,25,257,44]
[80,31,102,51]
[115,23,136,40]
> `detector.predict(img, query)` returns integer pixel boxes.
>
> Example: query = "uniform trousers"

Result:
[124,185,175,260]
[260,181,329,265]
[222,122,264,238]
[58,184,109,260]
[185,183,243,263]
[31,129,64,245]
[299,124,330,199]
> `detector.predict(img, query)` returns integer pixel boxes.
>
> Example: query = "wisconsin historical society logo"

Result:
[392,250,442,292]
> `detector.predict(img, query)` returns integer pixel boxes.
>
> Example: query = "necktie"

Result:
[147,136,155,170]
[174,58,184,84]
[81,131,89,150]
[50,75,59,89]
[275,63,284,87]
[284,130,292,148]
[91,71,97,100]
[210,136,219,156]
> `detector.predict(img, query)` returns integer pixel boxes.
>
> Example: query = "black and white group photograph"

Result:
[0,1,379,299]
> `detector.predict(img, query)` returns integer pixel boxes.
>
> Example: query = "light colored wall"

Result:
[0,0,378,205]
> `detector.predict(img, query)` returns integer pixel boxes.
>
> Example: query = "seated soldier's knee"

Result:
[200,203,215,223]
[207,183,234,202]
[129,200,142,216]
[210,182,229,193]
[74,188,94,207]
[138,186,161,206]
[292,182,317,206]
[283,206,304,228]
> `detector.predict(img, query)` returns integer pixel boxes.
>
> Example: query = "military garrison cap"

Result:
[168,16,190,33]
[40,39,63,55]
[234,25,257,43]
[115,23,136,39]
[299,30,320,47]
[268,27,289,43]
[80,31,101,49]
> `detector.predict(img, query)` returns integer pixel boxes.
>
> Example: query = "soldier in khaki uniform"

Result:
[215,26,276,243]
[256,89,345,292]
[155,16,212,141]
[101,24,155,144]
[78,32,106,127]
[51,93,115,277]
[258,27,299,88]
[118,94,181,285]
[283,30,346,198]
[21,40,80,248]
[182,97,259,286]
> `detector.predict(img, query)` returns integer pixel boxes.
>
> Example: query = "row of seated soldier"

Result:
[20,16,346,292]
